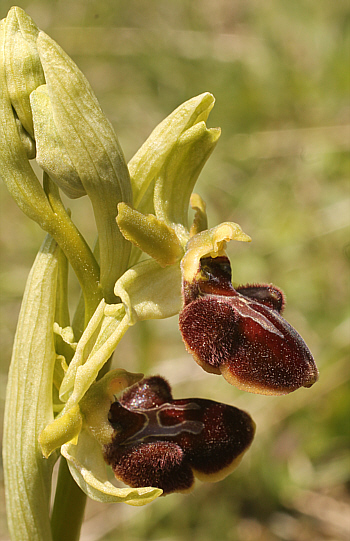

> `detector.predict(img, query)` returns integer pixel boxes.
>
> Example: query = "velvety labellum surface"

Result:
[104,377,255,494]
[179,256,318,395]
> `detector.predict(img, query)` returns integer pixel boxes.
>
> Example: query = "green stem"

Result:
[51,458,87,541]
[43,174,102,323]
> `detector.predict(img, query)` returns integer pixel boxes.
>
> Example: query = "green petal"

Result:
[114,259,182,325]
[154,121,220,240]
[117,202,183,266]
[31,85,86,198]
[3,235,59,541]
[61,429,162,505]
[129,92,215,209]
[181,222,252,283]
[63,305,130,411]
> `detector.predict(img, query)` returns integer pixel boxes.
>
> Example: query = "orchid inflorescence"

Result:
[1,7,318,541]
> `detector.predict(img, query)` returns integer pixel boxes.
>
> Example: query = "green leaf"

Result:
[3,235,60,541]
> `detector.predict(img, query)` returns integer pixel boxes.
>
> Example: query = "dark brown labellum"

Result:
[179,256,318,395]
[104,376,255,495]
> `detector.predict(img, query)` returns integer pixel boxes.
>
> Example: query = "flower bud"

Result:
[14,112,36,159]
[31,85,86,198]
[4,7,45,137]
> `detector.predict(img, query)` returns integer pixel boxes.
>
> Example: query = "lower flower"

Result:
[104,376,255,495]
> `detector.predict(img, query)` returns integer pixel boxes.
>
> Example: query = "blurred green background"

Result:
[0,1,349,540]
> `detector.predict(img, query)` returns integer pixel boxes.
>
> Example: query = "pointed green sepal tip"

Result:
[129,92,216,209]
[117,202,184,266]
[153,122,220,234]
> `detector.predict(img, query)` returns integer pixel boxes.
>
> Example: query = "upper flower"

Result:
[179,255,319,395]
[104,376,256,495]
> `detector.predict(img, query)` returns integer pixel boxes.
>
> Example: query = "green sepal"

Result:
[3,235,60,541]
[4,7,45,136]
[129,92,216,209]
[154,121,220,240]
[117,202,184,267]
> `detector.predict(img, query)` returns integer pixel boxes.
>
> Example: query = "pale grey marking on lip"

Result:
[122,402,204,445]
[221,295,285,339]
